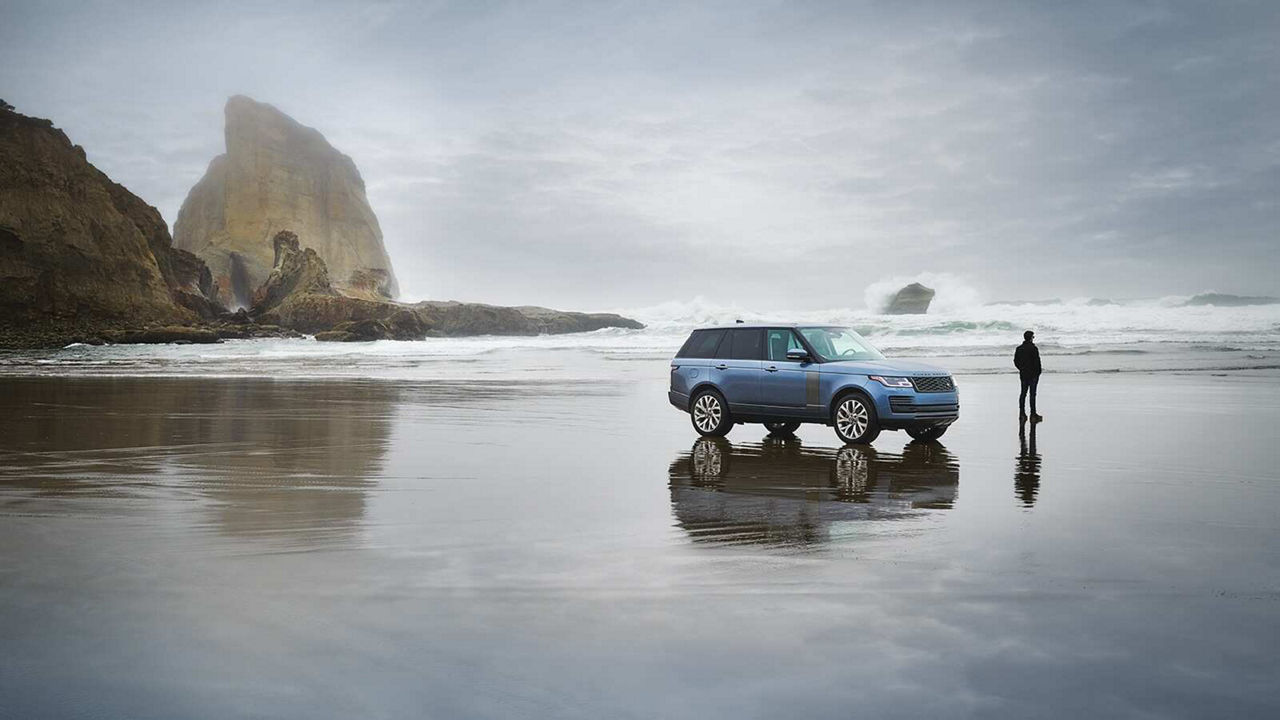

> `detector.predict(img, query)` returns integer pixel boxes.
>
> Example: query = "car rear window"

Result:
[677,329,727,358]
[727,328,763,360]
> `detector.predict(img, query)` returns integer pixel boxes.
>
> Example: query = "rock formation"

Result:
[253,230,643,340]
[0,103,225,345]
[0,101,640,347]
[174,95,398,308]
[884,282,935,314]
[414,302,644,336]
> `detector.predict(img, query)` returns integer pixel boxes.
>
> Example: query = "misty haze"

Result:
[2,2,1279,719]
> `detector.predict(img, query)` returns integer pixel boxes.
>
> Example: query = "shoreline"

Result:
[2,337,1278,381]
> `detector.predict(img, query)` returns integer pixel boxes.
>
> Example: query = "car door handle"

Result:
[714,363,728,370]
[765,365,778,372]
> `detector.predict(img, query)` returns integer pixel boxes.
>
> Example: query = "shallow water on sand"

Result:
[2,360,1279,718]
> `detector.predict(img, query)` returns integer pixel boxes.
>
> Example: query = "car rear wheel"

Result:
[833,394,880,445]
[906,425,949,442]
[690,389,732,437]
[763,421,801,435]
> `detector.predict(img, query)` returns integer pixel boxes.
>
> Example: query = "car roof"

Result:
[694,323,818,330]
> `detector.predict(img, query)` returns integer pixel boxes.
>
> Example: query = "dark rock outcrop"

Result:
[884,283,935,314]
[251,231,392,333]
[0,103,226,346]
[416,302,643,336]
[315,310,428,342]
[104,326,223,344]
[253,231,338,311]
[252,230,643,340]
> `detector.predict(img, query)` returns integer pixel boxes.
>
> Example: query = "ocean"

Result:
[4,294,1278,378]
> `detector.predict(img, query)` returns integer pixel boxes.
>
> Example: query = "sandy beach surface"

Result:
[2,355,1279,718]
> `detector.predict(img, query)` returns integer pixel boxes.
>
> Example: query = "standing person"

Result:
[1014,330,1042,422]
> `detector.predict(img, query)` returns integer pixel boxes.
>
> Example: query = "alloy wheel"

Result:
[836,397,870,441]
[693,394,723,433]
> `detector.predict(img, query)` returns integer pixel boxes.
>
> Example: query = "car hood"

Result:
[820,359,951,376]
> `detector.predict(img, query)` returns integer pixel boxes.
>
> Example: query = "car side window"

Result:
[714,331,734,359]
[729,329,763,360]
[766,329,804,362]
[679,329,726,358]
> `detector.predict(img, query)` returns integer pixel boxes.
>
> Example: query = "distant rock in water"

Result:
[0,103,224,345]
[175,95,399,308]
[251,230,643,340]
[1182,293,1279,307]
[884,283,935,314]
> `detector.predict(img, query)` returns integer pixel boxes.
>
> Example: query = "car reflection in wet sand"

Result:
[669,436,960,546]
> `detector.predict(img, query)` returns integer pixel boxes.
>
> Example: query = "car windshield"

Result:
[798,326,884,361]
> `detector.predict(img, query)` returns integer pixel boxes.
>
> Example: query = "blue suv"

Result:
[669,324,959,444]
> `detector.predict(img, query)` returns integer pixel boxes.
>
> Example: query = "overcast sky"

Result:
[3,0,1278,308]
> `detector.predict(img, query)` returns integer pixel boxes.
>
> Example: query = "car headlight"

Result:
[869,375,913,388]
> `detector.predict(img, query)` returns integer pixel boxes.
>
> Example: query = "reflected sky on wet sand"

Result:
[2,365,1279,718]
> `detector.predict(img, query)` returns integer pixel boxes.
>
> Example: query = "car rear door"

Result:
[671,329,727,398]
[711,328,763,407]
[760,328,812,408]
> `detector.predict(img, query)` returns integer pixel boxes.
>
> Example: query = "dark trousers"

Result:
[1020,374,1039,415]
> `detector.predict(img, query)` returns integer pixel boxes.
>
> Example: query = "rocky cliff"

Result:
[174,95,398,308]
[0,103,224,344]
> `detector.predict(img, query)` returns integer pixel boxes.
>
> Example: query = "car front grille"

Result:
[910,375,955,393]
[889,397,959,415]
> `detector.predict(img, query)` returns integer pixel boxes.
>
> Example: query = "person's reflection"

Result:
[1015,419,1041,507]
[669,436,959,547]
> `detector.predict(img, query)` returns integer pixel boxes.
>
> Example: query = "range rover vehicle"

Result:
[668,324,959,444]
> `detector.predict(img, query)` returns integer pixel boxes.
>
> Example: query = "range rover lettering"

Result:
[669,325,959,444]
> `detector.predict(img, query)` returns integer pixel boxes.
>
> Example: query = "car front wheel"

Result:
[833,395,880,445]
[690,389,732,437]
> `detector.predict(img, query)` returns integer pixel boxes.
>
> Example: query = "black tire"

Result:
[832,393,881,445]
[689,388,733,437]
[906,425,949,442]
[764,421,801,435]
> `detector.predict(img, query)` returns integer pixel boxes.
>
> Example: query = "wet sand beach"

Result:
[2,358,1279,718]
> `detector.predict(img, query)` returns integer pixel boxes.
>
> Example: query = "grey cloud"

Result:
[2,0,1277,307]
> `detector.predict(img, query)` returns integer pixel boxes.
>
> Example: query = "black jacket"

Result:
[1014,341,1041,377]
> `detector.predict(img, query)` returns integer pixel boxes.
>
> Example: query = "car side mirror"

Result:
[785,348,811,362]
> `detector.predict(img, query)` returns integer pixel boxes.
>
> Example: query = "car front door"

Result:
[760,328,812,408]
[711,328,763,407]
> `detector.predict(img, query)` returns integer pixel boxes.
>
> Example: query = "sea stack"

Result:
[174,95,399,308]
[884,282,935,314]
